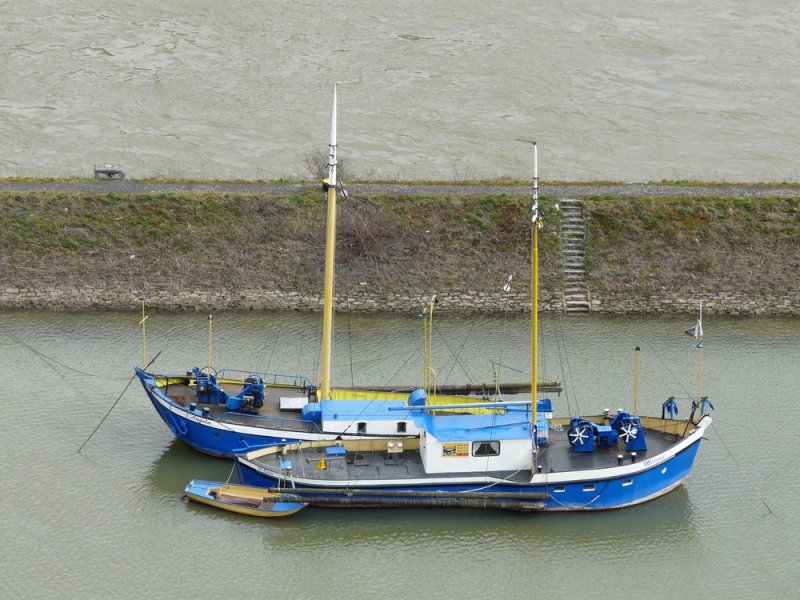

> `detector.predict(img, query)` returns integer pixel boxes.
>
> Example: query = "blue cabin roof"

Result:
[320,400,416,421]
[422,411,532,442]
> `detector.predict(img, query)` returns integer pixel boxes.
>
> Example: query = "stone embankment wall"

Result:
[2,285,798,316]
[590,292,799,316]
[2,184,799,316]
[0,286,558,313]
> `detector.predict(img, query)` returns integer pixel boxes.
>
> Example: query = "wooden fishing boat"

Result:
[184,479,306,517]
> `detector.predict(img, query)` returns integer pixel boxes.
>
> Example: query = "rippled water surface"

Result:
[2,309,799,598]
[2,1,799,181]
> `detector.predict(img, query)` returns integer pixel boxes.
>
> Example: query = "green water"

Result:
[1,309,798,598]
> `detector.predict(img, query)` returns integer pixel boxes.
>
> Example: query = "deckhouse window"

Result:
[472,441,500,456]
[357,422,367,434]
[397,422,407,433]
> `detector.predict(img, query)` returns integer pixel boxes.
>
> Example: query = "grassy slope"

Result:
[1,190,798,303]
[0,191,560,298]
[585,195,800,296]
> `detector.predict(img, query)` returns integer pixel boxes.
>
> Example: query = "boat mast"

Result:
[207,314,213,372]
[531,143,541,428]
[633,346,640,414]
[696,300,704,402]
[139,299,148,368]
[320,85,339,401]
[423,295,437,398]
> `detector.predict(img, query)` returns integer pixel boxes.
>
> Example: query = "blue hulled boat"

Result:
[135,366,424,457]
[231,88,713,511]
[235,408,711,511]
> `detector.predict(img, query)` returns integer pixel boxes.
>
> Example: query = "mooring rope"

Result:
[6,332,122,379]
[710,421,774,515]
[77,350,162,454]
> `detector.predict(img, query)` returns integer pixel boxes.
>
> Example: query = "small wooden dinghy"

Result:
[184,479,306,518]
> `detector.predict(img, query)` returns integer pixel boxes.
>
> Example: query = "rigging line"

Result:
[559,316,580,414]
[5,332,126,380]
[539,314,548,390]
[382,339,424,388]
[701,414,746,432]
[332,352,408,374]
[77,350,162,454]
[550,315,569,412]
[489,361,528,376]
[311,313,321,385]
[435,321,477,387]
[496,289,511,393]
[292,317,304,379]
[710,421,774,515]
[261,311,286,374]
[554,314,577,415]
[332,339,424,372]
[647,345,695,399]
[346,298,354,387]
[441,309,485,387]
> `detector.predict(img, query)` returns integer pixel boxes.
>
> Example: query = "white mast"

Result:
[696,300,704,402]
[531,142,541,430]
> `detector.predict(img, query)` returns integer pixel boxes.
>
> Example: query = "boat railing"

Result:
[217,411,321,434]
[215,368,315,390]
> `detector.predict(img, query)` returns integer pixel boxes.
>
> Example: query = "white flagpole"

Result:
[697,300,703,403]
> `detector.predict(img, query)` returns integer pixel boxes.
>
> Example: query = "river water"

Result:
[1,309,798,598]
[2,1,799,182]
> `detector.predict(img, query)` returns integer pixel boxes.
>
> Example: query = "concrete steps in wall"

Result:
[558,198,591,313]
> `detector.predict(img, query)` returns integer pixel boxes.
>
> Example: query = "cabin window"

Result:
[583,484,595,492]
[397,422,407,433]
[622,480,633,487]
[472,441,501,457]
[357,422,367,434]
[554,486,565,493]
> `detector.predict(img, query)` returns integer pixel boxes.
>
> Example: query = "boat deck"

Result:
[249,425,689,483]
[157,378,321,433]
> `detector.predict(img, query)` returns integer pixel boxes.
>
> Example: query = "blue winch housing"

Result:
[610,412,647,452]
[567,411,647,453]
[191,368,265,414]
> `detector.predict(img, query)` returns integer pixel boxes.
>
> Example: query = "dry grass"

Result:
[0,191,559,300]
[2,190,797,306]
[585,196,800,296]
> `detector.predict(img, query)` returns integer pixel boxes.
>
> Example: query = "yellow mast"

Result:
[423,295,437,397]
[320,85,339,401]
[207,314,213,372]
[633,346,640,414]
[531,142,541,429]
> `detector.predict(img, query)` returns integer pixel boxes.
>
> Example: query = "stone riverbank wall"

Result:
[2,285,798,316]
[2,186,799,316]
